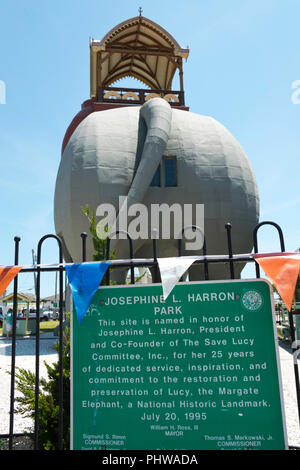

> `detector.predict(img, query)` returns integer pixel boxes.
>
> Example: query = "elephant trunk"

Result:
[109,97,172,247]
[125,97,172,208]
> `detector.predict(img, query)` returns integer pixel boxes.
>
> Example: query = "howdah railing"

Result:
[97,86,185,106]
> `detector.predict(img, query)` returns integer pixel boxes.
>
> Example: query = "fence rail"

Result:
[1,220,300,450]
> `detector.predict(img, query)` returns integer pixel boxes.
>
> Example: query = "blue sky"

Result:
[0,0,299,296]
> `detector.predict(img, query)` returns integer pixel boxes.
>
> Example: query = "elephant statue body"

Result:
[54,98,259,282]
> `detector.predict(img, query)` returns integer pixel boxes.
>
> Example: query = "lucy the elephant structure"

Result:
[54,97,259,283]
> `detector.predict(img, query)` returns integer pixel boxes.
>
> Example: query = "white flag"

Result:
[157,256,200,300]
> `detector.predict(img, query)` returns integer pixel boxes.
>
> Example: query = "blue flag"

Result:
[65,262,111,324]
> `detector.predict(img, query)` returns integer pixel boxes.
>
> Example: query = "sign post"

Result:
[71,279,287,450]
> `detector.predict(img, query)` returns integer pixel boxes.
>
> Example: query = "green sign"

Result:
[71,279,287,450]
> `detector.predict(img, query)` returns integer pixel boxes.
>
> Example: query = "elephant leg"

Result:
[109,268,129,285]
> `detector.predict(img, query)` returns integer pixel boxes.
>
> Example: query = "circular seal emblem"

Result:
[241,290,263,311]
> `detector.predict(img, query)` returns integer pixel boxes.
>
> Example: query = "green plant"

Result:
[14,314,71,450]
[81,203,117,285]
[0,439,6,450]
[81,204,116,262]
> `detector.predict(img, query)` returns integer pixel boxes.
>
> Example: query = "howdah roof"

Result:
[90,15,189,90]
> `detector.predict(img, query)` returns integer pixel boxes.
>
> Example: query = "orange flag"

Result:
[0,266,22,297]
[252,253,300,311]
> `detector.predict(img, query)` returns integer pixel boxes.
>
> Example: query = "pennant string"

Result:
[0,266,23,298]
[0,253,299,320]
[157,256,200,300]
[252,254,300,311]
[65,262,111,325]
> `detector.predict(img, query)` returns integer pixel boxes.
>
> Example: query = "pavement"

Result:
[276,341,300,448]
[0,333,58,436]
[0,333,299,449]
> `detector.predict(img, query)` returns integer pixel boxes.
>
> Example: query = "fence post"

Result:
[8,236,21,450]
[225,223,235,279]
[253,221,300,426]
[253,221,285,277]
[34,234,64,450]
[178,226,208,280]
[152,229,159,283]
[81,232,87,262]
[106,231,134,285]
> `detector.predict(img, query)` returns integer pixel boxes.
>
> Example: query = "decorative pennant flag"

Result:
[0,266,23,297]
[252,253,300,311]
[157,256,200,300]
[65,262,111,324]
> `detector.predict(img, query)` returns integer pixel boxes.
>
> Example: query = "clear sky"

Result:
[0,0,299,296]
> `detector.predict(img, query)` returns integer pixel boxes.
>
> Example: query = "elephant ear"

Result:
[113,97,172,237]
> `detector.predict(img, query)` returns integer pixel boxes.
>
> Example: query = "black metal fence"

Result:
[1,220,300,450]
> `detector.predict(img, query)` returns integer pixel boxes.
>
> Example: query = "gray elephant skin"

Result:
[54,98,259,282]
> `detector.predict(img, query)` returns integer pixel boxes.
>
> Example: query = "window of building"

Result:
[150,156,177,187]
[164,156,177,187]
